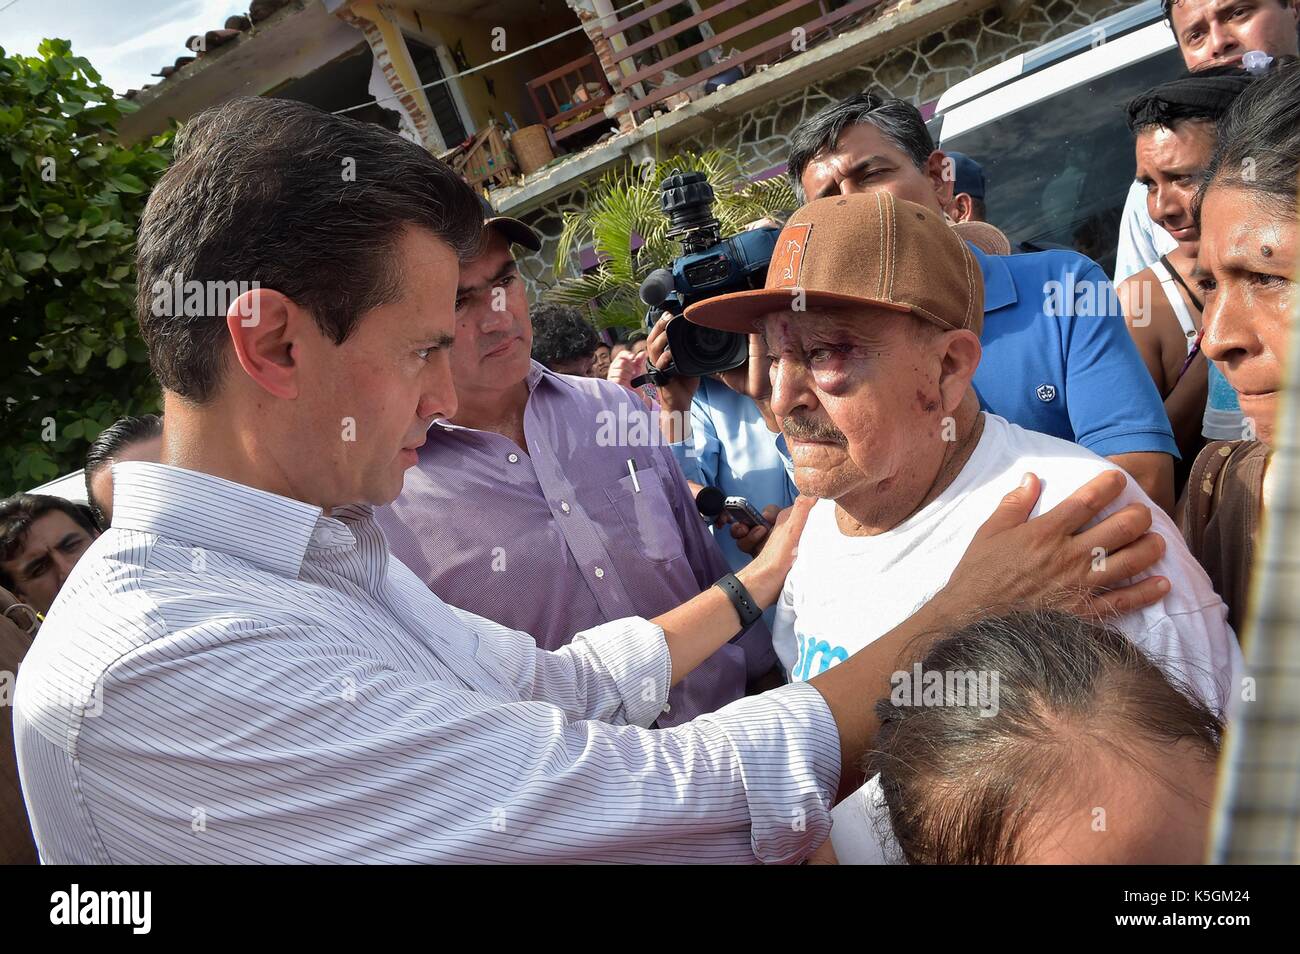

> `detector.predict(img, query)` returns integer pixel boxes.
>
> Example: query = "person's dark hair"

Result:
[1197,60,1300,220]
[1125,66,1253,135]
[530,304,600,370]
[83,414,163,524]
[967,196,987,221]
[0,494,99,591]
[136,96,484,403]
[1163,0,1292,32]
[788,90,934,202]
[625,330,649,345]
[866,609,1222,865]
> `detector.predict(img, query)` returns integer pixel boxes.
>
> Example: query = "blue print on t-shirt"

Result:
[795,635,848,681]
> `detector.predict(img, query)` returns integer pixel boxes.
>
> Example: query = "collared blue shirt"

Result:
[669,376,797,575]
[968,244,1179,460]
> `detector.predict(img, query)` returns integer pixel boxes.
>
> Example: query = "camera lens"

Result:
[685,325,736,363]
[668,317,747,376]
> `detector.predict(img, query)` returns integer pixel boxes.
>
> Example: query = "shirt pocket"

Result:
[603,464,687,565]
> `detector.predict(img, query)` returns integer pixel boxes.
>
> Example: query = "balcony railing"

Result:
[525,52,617,146]
[607,0,881,118]
[519,0,883,156]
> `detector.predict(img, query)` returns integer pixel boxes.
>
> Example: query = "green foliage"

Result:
[0,39,173,496]
[546,148,797,329]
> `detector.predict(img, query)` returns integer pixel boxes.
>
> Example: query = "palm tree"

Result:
[546,148,797,330]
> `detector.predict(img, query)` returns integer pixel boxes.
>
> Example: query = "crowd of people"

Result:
[0,0,1296,864]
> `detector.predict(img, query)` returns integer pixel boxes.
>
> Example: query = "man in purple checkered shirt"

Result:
[376,213,772,725]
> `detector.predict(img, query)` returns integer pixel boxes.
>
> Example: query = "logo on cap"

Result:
[772,223,812,290]
[1036,383,1057,403]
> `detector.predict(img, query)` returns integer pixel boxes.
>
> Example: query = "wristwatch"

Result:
[714,572,762,628]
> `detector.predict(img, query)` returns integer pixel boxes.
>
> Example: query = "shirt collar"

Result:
[111,461,344,578]
[525,358,547,391]
[432,359,557,436]
[966,242,1017,313]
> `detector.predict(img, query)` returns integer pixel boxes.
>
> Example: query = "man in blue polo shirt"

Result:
[786,91,1178,512]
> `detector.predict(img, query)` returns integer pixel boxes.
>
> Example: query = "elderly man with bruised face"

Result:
[789,92,1180,514]
[684,192,1244,862]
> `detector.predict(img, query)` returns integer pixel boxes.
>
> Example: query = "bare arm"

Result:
[652,498,814,685]
[652,472,1167,794]
[1117,272,1168,392]
[1163,351,1210,459]
[1109,450,1175,516]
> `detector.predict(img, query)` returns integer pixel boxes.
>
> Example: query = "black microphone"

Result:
[639,268,675,307]
[695,485,725,520]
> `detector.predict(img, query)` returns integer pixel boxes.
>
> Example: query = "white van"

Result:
[928,0,1182,276]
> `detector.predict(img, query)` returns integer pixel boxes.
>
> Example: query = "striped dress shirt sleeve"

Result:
[14,461,842,864]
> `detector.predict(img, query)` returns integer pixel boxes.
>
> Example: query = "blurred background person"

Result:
[529,303,600,377]
[83,413,164,527]
[941,150,987,224]
[941,153,1013,256]
[591,340,613,379]
[625,330,649,356]
[0,494,99,619]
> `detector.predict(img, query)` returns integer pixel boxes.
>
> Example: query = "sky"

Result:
[1,0,251,95]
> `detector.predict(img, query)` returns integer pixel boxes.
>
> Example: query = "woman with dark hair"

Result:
[814,609,1223,865]
[1181,61,1300,633]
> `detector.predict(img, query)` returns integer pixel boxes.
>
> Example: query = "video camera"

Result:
[636,171,780,385]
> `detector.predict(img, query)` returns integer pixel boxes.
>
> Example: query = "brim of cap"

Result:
[486,215,541,252]
[684,288,912,333]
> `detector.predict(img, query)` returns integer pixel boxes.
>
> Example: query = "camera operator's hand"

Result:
[647,313,700,444]
[731,504,782,556]
[714,333,774,407]
[607,348,646,390]
[707,217,782,411]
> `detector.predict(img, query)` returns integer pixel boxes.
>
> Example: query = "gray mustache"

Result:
[783,416,848,446]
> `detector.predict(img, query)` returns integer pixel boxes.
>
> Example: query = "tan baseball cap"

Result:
[684,192,983,336]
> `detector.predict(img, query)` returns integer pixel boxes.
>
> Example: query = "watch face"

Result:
[3,601,39,635]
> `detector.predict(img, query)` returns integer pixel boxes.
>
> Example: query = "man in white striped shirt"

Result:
[14,97,1170,863]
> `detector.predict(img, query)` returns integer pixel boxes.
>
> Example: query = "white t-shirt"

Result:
[771,413,1243,864]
